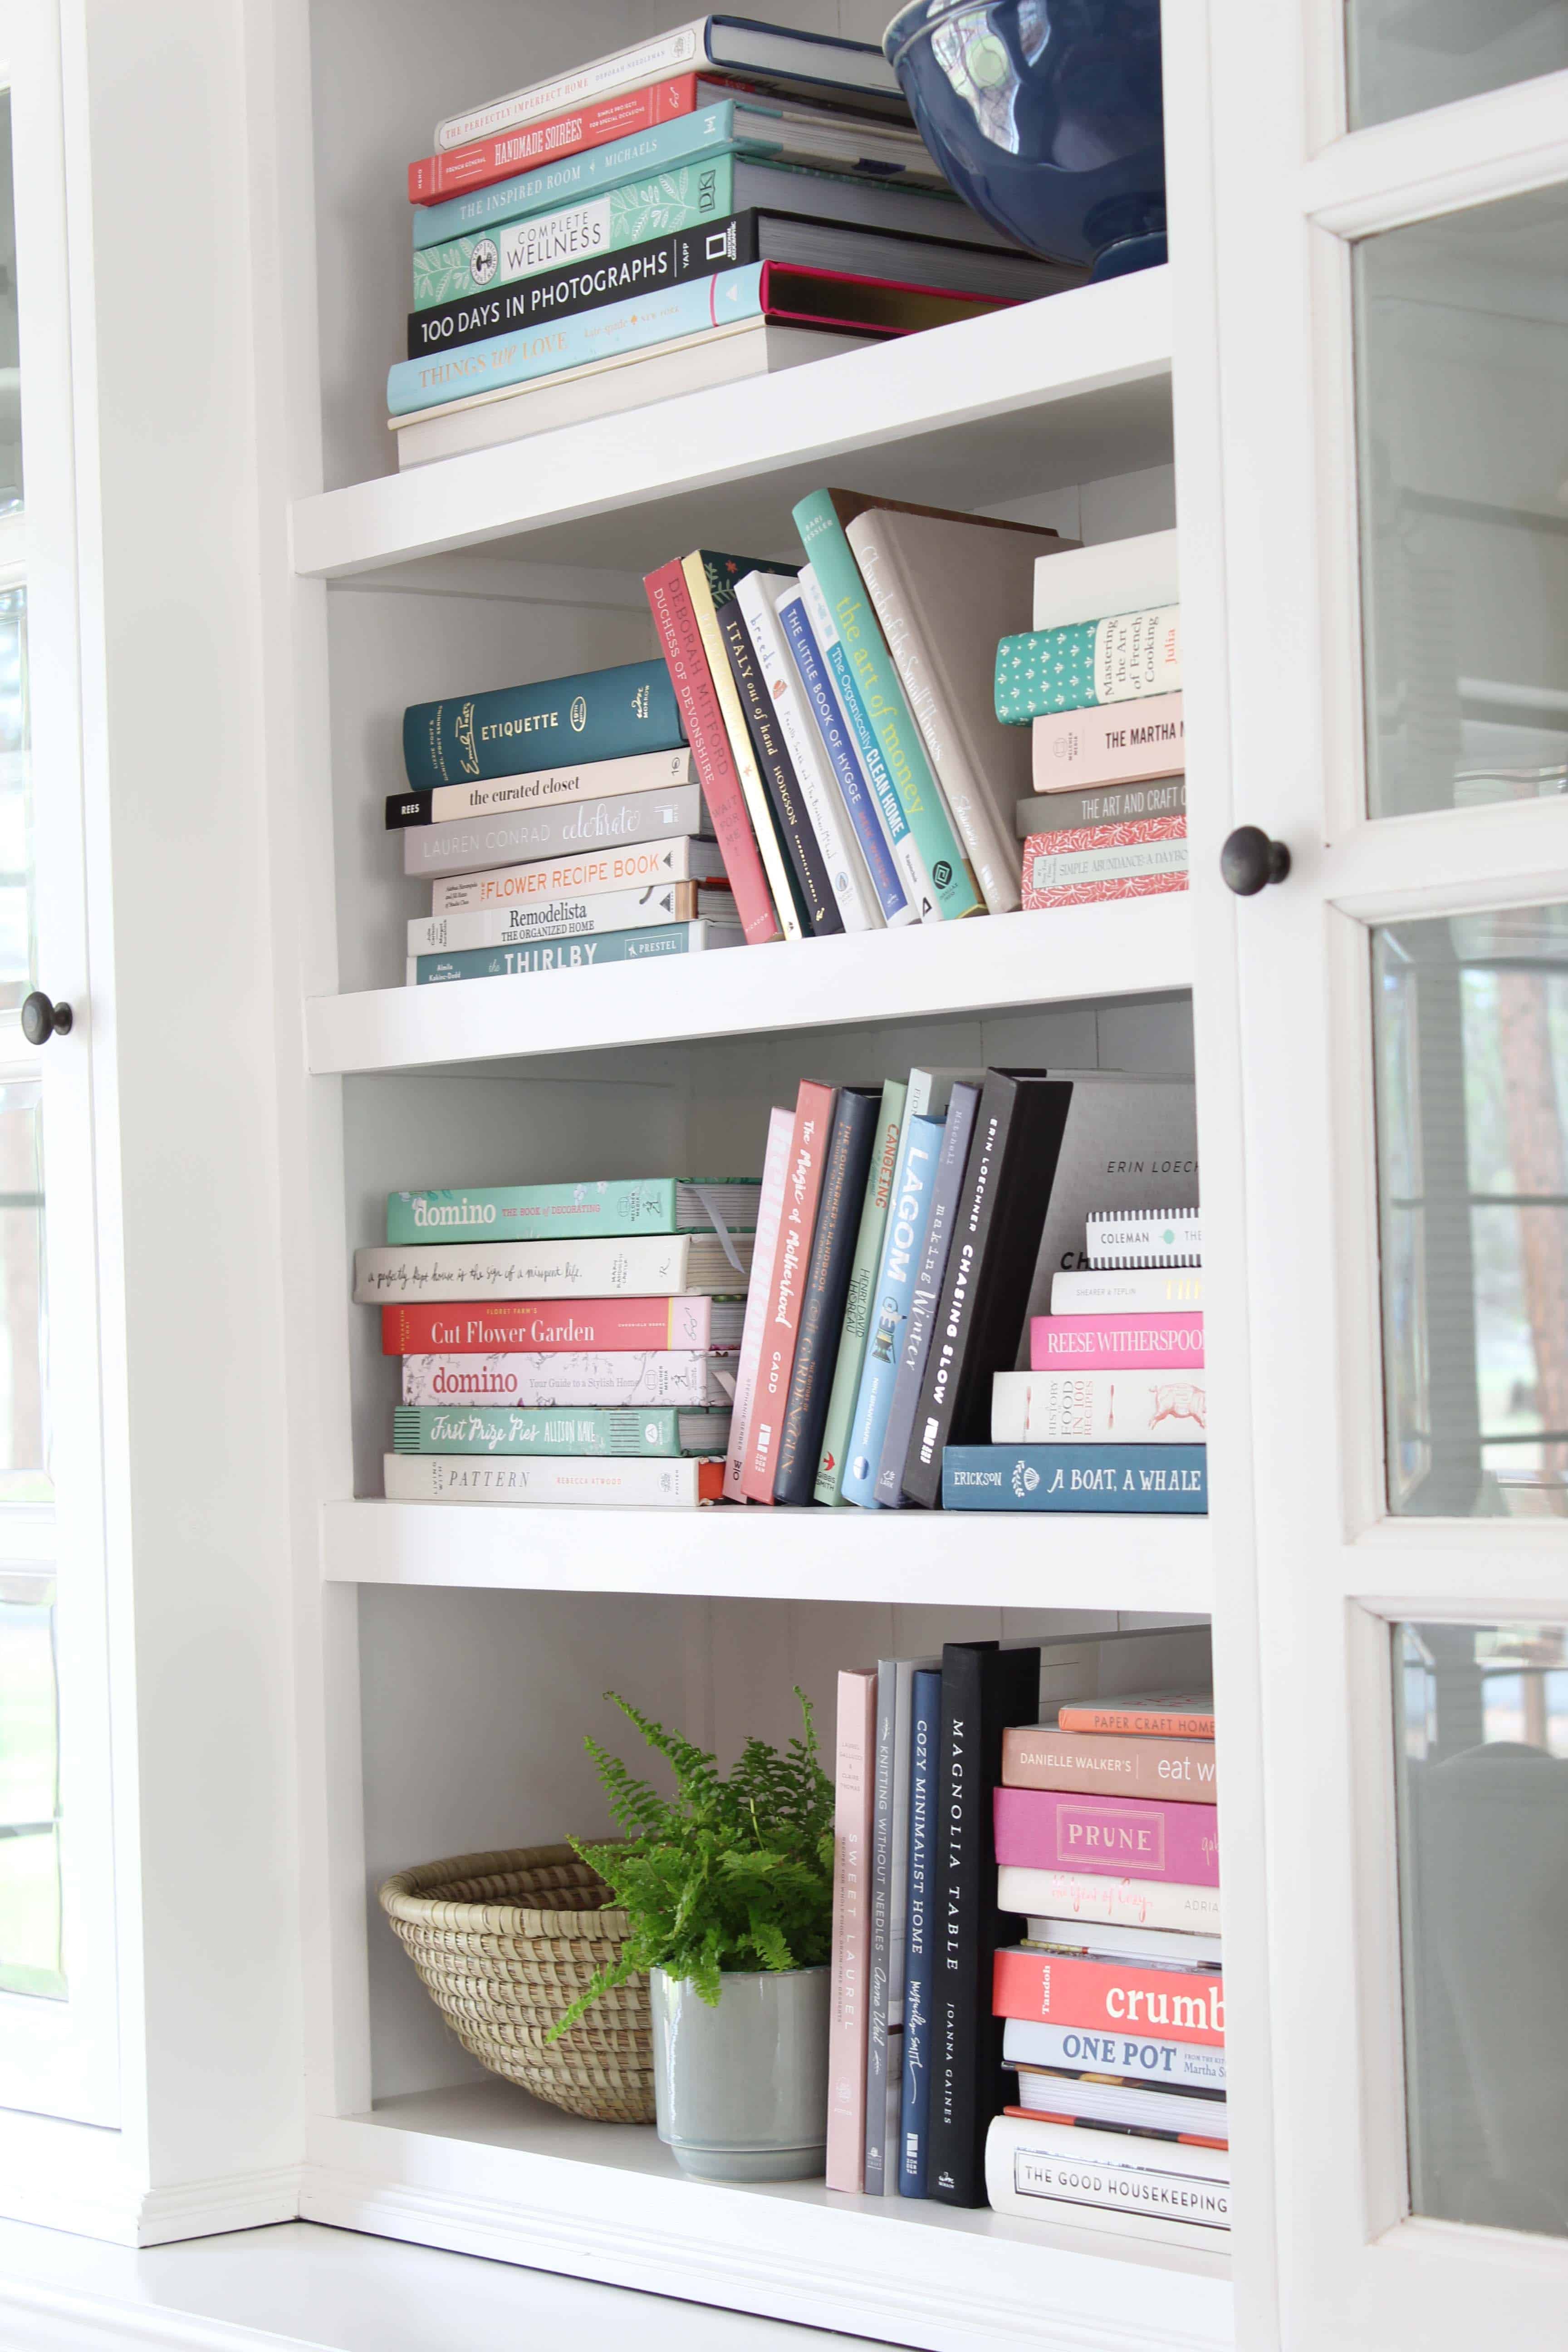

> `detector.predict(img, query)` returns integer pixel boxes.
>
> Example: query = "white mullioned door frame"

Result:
[1196,0,1568,2342]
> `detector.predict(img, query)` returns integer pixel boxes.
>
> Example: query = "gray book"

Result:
[863,1657,898,2195]
[873,1080,981,1506]
[404,782,710,879]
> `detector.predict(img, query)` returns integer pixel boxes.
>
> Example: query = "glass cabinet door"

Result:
[1189,3,1568,2344]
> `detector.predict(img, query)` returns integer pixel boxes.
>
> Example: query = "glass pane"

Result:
[0,1573,60,1997]
[1354,186,1568,819]
[0,589,32,1011]
[1348,2,1568,129]
[0,93,19,515]
[1394,1618,1568,2235]
[1375,905,1568,1515]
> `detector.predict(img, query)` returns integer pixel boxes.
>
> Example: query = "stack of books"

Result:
[392,655,747,985]
[354,1176,760,1504]
[945,1205,1207,1514]
[987,1691,1227,2246]
[995,529,1189,911]
[724,1070,1199,1511]
[391,18,1076,466]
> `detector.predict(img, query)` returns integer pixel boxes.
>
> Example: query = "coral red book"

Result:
[409,75,699,202]
[1057,1698,1215,1739]
[1021,814,1188,911]
[742,1081,835,1502]
[380,1298,725,1356]
[993,1946,1225,2046]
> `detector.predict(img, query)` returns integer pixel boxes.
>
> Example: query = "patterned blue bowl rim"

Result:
[882,1,1004,69]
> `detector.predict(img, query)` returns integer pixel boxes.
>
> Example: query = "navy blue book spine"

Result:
[403,659,684,788]
[897,1666,941,2198]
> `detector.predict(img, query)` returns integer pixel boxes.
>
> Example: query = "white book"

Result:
[431,837,730,913]
[991,1369,1207,1446]
[733,570,878,935]
[393,750,698,826]
[1011,2071,1226,2141]
[1002,2016,1227,2093]
[407,916,745,987]
[353,1233,753,1306]
[409,881,732,957]
[798,565,938,924]
[985,2117,1230,2244]
[1032,529,1180,632]
[1049,1269,1205,1315]
[1087,1208,1202,1269]
[393,320,874,468]
[991,2112,1228,2185]
[401,1352,738,1409]
[1026,1918,1222,1969]
[723,1107,796,1504]
[996,1867,1221,1936]
[384,1453,716,1507]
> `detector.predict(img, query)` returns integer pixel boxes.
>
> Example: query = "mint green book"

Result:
[414,157,739,309]
[387,1178,760,1248]
[392,1405,730,1457]
[792,490,981,923]
[814,1081,905,1506]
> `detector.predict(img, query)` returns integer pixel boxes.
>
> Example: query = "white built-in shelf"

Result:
[308,894,1192,1075]
[304,2081,1232,2352]
[290,270,1172,578]
[323,1497,1212,1612]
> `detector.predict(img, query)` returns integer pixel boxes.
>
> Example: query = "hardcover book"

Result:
[1009,2071,1225,2141]
[411,74,704,201]
[942,1445,1209,1514]
[991,1369,1207,1446]
[1050,1268,1205,1315]
[379,1298,741,1355]
[873,1078,980,1505]
[1088,1209,1202,1269]
[401,1351,736,1409]
[382,1452,724,1506]
[813,1080,905,1505]
[1057,1696,1215,1736]
[403,659,682,789]
[985,2113,1231,2239]
[680,547,806,941]
[387,1177,760,1247]
[1031,695,1186,795]
[1002,2016,1226,2093]
[774,1088,881,1506]
[391,1404,730,1457]
[1015,774,1186,840]
[1029,1313,1205,1371]
[1001,1729,1218,1803]
[798,565,935,922]
[402,783,710,880]
[898,1666,941,2197]
[840,1111,944,1507]
[995,1867,1222,1936]
[723,1107,796,1505]
[431,836,729,911]
[1030,529,1179,632]
[863,1657,897,2196]
[743,1080,835,1502]
[352,1232,753,1304]
[995,608,1182,724]
[412,919,742,985]
[387,747,697,828]
[992,1946,1225,2047]
[1021,818,1189,909]
[776,585,909,928]
[993,1787,1220,1885]
[828,1666,878,2193]
[409,879,731,956]
[720,577,840,936]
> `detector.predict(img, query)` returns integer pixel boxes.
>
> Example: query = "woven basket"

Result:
[378,1843,653,2124]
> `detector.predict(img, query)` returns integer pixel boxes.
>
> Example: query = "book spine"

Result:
[410,76,699,202]
[392,1403,701,1456]
[792,490,980,922]
[863,1659,897,2196]
[1002,1729,1217,1801]
[681,553,803,942]
[1050,1269,1205,1314]
[409,881,715,954]
[414,921,738,985]
[1029,1313,1205,1372]
[389,260,764,418]
[875,1080,980,1505]
[1022,825,1188,908]
[735,574,878,934]
[776,587,910,927]
[993,1788,1220,1884]
[985,2124,1231,2233]
[353,1234,690,1304]
[432,838,723,911]
[799,567,936,924]
[1002,2107,1229,2167]
[402,1351,733,1408]
[1087,1209,1202,1269]
[828,1667,877,2193]
[1030,693,1186,793]
[382,1450,720,1506]
[995,608,1182,723]
[942,1445,1209,1514]
[1057,1703,1215,1738]
[412,157,738,306]
[402,658,683,788]
[404,783,709,878]
[898,1666,940,2197]
[774,1089,879,1505]
[813,1082,904,1506]
[840,1114,944,1507]
[1016,773,1186,840]
[382,1297,717,1354]
[743,1081,835,1502]
[644,558,780,945]
[723,1107,796,1504]
[1002,2018,1227,2092]
[413,105,737,247]
[992,1947,1225,2046]
[718,593,841,936]
[998,1869,1222,1934]
[435,25,709,149]
[847,510,1020,917]
[990,1369,1208,1447]
[387,748,696,827]
[883,1655,921,2177]
[390,1177,678,1244]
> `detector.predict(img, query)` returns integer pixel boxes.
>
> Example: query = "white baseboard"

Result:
[135,2169,300,2249]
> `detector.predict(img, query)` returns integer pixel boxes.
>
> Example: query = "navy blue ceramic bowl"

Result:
[883,0,1166,279]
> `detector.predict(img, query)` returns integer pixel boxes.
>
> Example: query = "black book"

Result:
[717,593,842,937]
[926,1639,1039,2208]
[899,1070,1070,1509]
[774,1087,881,1504]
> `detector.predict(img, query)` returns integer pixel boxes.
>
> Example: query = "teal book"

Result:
[392,1405,731,1457]
[942,1445,1208,1511]
[416,920,740,983]
[994,607,1182,722]
[413,106,740,250]
[402,659,682,789]
[387,1177,761,1246]
[840,1112,944,1508]
[413,156,740,307]
[792,490,980,922]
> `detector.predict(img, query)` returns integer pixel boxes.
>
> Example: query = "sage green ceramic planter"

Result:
[650,1964,829,2182]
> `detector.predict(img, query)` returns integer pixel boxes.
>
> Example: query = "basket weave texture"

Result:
[378,1843,653,2124]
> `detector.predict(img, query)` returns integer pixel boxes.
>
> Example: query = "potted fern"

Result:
[551,1690,835,2181]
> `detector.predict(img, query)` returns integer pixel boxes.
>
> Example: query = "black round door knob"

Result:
[20,990,73,1046]
[1220,826,1291,896]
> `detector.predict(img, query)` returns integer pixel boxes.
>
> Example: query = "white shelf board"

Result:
[323,1496,1213,1612]
[307,895,1193,1076]
[304,2081,1232,2352]
[291,271,1172,578]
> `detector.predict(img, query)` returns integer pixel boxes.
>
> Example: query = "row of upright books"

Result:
[828,1627,1226,2246]
[390,518,1186,991]
[390,17,1073,466]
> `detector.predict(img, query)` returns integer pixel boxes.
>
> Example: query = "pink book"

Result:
[994,1786,1220,1886]
[1029,1313,1204,1371]
[1031,691,1185,791]
[827,1666,877,2193]
[742,1080,835,1503]
[722,1107,795,1504]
